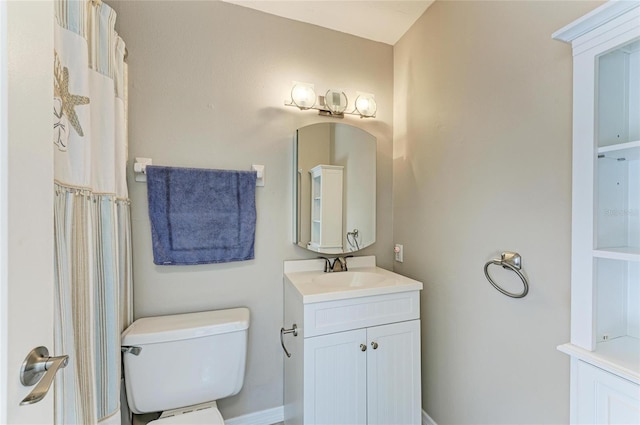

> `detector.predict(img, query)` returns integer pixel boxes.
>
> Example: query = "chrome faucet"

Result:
[332,257,346,272]
[319,256,353,273]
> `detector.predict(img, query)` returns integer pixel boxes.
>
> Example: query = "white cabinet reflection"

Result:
[295,123,376,254]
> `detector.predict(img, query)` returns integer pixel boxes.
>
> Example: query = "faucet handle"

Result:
[318,256,332,273]
[342,255,354,271]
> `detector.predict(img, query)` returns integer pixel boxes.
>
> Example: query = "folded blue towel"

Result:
[146,165,256,265]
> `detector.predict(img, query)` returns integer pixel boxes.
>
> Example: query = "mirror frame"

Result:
[293,122,376,255]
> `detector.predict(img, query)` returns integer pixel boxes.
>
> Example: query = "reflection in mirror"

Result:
[294,123,376,254]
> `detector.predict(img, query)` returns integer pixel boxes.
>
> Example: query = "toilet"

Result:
[121,308,250,424]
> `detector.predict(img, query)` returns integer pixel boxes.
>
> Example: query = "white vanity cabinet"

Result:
[553,2,640,423]
[283,257,423,425]
[304,320,421,425]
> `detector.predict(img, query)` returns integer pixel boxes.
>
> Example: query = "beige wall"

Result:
[110,0,393,419]
[108,0,613,422]
[393,1,602,423]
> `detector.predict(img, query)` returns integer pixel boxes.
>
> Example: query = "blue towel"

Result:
[146,165,256,265]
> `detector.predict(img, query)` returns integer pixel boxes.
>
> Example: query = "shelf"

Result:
[598,140,640,160]
[598,140,640,152]
[558,336,640,384]
[593,247,640,262]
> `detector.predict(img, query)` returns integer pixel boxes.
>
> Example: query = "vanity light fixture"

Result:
[285,82,377,119]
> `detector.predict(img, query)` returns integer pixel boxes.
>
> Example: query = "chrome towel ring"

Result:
[483,251,529,298]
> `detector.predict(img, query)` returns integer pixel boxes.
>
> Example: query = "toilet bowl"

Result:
[121,308,250,424]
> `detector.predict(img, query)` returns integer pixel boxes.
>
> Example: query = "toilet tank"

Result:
[122,308,249,414]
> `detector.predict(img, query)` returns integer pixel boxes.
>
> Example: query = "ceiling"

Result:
[220,0,434,45]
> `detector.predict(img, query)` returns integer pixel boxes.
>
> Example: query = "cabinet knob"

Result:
[371,341,378,350]
[360,344,367,352]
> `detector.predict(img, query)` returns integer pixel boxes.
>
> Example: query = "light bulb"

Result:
[355,93,377,117]
[324,89,348,114]
[291,83,316,109]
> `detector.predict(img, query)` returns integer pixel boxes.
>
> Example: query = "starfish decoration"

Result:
[54,57,90,137]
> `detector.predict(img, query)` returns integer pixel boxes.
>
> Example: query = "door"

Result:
[367,320,422,425]
[1,1,55,423]
[575,361,640,425]
[304,328,367,425]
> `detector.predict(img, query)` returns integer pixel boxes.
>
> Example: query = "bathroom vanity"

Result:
[282,256,423,425]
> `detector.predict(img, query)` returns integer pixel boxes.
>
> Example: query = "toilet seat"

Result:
[148,402,224,425]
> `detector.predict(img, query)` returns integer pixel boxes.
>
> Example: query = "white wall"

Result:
[392,1,602,423]
[109,1,393,418]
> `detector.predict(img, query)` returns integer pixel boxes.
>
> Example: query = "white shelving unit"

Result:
[308,165,343,253]
[553,1,640,423]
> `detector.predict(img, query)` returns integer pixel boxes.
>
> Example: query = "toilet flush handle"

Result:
[121,346,142,356]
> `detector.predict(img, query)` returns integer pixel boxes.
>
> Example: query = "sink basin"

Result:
[311,271,388,288]
[284,256,423,303]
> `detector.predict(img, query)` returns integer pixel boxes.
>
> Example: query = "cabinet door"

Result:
[367,320,422,425]
[304,328,367,425]
[576,360,640,424]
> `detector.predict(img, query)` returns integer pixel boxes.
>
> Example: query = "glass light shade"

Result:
[291,83,316,109]
[324,90,348,114]
[355,93,377,117]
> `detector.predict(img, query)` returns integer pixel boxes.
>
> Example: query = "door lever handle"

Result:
[19,346,69,405]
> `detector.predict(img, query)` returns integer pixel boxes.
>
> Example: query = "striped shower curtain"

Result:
[53,0,132,423]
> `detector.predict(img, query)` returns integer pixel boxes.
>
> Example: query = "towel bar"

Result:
[133,158,265,186]
[134,157,153,182]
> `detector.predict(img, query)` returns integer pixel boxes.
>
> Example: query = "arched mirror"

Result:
[294,123,376,254]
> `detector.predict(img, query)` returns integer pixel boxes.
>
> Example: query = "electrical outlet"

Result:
[394,244,403,262]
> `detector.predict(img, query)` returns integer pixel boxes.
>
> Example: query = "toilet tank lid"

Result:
[121,308,250,346]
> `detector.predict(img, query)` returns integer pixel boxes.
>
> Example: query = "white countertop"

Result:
[284,256,423,303]
[558,337,640,384]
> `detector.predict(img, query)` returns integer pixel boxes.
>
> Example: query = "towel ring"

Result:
[483,251,529,298]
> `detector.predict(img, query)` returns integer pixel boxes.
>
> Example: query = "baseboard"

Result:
[423,409,438,425]
[226,406,432,425]
[225,406,284,425]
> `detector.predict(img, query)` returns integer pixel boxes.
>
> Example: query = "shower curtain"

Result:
[53,0,131,423]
